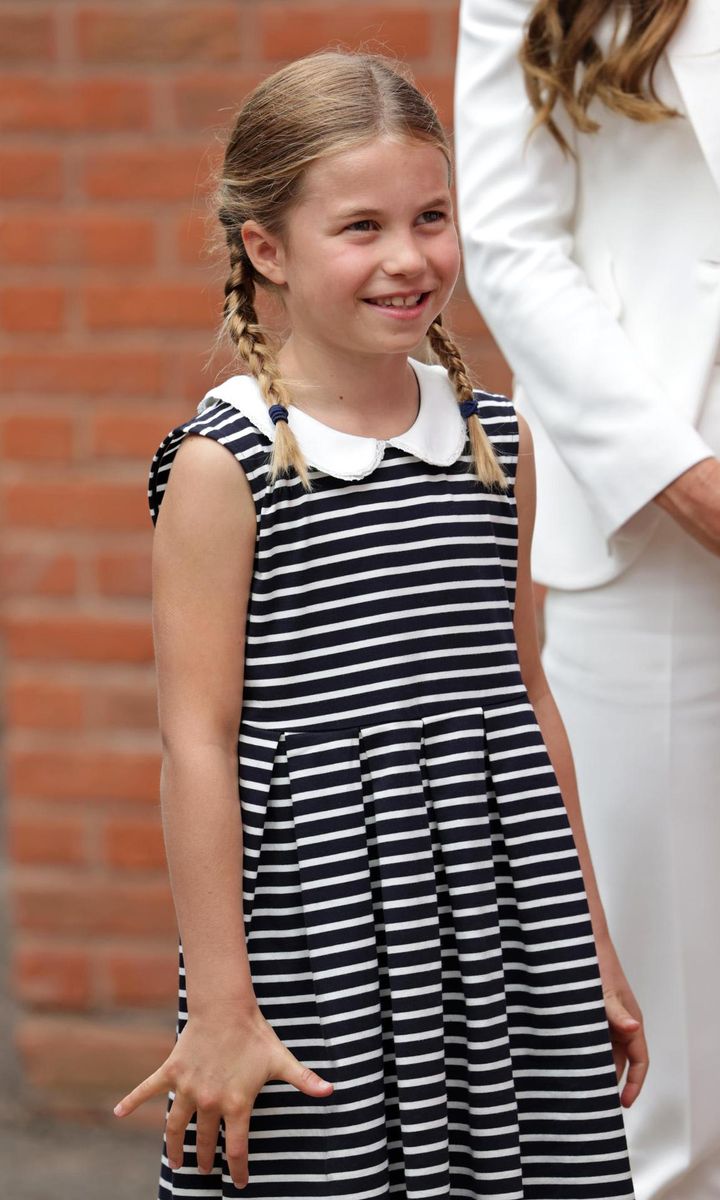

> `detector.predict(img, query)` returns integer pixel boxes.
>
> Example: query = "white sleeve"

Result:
[454,0,712,539]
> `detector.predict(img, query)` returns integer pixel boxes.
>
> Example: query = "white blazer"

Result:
[455,0,720,588]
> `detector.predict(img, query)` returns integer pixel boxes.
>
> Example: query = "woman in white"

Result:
[455,2,720,1198]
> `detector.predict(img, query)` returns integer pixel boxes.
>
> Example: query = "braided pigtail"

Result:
[223,239,312,491]
[427,316,508,491]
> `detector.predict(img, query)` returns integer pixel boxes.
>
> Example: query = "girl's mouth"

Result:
[363,291,431,318]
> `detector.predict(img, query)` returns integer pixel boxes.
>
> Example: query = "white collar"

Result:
[197,358,467,482]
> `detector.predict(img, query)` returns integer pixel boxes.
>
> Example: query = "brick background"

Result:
[0,0,510,1124]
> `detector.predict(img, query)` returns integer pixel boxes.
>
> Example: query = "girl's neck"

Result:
[277,338,419,440]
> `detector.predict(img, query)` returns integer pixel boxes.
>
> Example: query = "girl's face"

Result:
[247,136,461,366]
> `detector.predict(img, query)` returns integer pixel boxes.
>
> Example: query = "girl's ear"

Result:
[241,220,287,287]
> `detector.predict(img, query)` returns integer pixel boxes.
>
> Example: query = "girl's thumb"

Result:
[281,1052,333,1096]
[606,993,640,1030]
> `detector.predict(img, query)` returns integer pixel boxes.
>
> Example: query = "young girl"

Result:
[114,51,646,1200]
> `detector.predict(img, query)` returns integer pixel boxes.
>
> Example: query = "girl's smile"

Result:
[362,290,433,319]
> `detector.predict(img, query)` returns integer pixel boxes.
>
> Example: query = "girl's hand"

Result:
[113,1005,333,1190]
[596,938,649,1109]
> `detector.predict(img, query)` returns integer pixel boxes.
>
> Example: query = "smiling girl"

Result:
[115,52,644,1200]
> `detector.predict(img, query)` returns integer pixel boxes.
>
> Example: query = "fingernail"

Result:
[113,1104,124,1117]
[168,1159,180,1171]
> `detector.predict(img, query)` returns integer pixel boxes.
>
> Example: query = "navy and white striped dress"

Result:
[148,360,633,1200]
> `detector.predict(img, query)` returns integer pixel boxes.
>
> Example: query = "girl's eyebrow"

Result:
[335,196,450,220]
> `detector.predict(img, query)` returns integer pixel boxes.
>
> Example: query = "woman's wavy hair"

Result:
[216,50,507,492]
[521,0,689,150]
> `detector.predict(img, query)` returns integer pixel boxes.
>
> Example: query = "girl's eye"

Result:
[418,210,446,225]
[346,219,377,232]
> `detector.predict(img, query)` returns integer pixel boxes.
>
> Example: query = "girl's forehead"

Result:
[298,136,451,204]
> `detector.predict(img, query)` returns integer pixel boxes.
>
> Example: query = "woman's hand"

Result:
[113,1005,333,1190]
[595,938,649,1109]
[655,457,720,556]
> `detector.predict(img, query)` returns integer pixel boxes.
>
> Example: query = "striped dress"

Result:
[147,360,633,1200]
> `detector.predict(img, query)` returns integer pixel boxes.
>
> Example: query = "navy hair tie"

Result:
[269,404,289,425]
[459,397,478,420]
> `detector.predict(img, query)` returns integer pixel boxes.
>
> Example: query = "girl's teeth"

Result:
[376,294,422,308]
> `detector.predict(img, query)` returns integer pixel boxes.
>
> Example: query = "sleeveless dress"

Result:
[147,359,633,1200]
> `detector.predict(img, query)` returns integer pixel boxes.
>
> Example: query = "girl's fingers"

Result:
[603,990,649,1105]
[224,1111,252,1190]
[195,1109,221,1175]
[605,993,641,1037]
[279,1049,333,1097]
[165,1094,196,1172]
[620,1039,649,1108]
[114,1067,170,1118]
[619,1056,648,1108]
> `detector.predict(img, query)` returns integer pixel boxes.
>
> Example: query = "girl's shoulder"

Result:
[148,377,271,527]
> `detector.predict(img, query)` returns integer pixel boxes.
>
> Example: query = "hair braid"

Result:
[427,317,508,491]
[223,240,312,490]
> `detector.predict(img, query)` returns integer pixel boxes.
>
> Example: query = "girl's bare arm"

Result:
[512,414,648,1108]
[114,436,332,1186]
[152,434,256,1019]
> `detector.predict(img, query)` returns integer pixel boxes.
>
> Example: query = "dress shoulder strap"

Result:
[472,389,519,490]
[147,400,270,527]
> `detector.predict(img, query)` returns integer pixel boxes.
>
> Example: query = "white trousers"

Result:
[543,369,720,1200]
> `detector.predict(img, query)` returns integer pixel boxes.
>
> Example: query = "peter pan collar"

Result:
[196,358,467,482]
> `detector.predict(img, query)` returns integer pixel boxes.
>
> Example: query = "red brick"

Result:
[13,878,175,937]
[172,72,261,131]
[172,345,236,402]
[175,209,215,266]
[0,149,63,200]
[104,818,166,871]
[83,146,214,202]
[0,350,166,399]
[0,11,56,63]
[1,550,78,598]
[85,680,159,732]
[84,282,216,331]
[442,6,461,58]
[3,479,148,532]
[415,72,454,128]
[261,5,432,60]
[0,286,65,333]
[1,413,75,462]
[16,1016,173,1100]
[95,549,152,598]
[106,950,176,1007]
[0,77,150,134]
[91,406,180,459]
[0,214,156,269]
[14,948,91,1011]
[77,6,241,64]
[9,747,160,805]
[6,678,85,730]
[445,291,489,339]
[5,614,154,664]
[8,814,87,867]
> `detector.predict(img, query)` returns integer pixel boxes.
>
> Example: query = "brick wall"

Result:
[0,0,510,1123]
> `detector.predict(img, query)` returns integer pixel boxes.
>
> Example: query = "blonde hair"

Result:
[217,51,507,492]
[521,0,689,151]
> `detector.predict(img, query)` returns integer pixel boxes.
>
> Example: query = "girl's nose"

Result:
[383,236,426,277]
